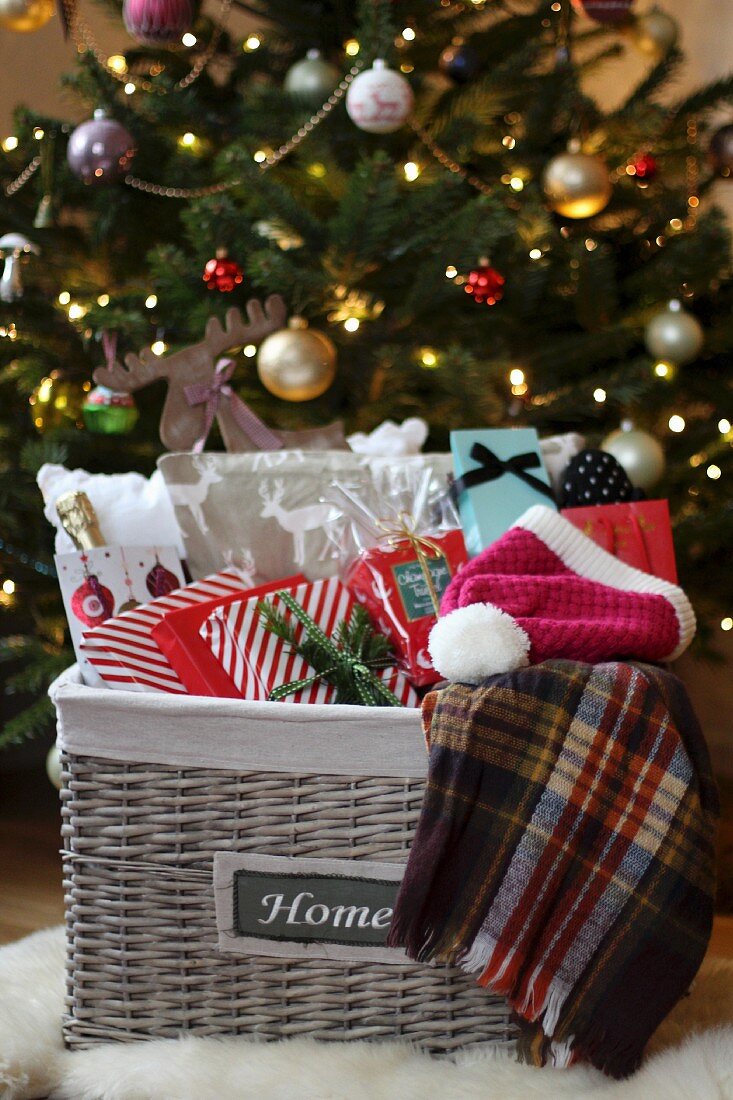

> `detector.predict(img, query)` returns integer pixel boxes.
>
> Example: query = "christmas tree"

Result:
[1,0,732,744]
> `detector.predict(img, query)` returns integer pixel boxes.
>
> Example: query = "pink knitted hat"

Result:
[429,505,695,683]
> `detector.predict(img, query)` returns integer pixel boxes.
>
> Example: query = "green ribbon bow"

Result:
[264,591,404,707]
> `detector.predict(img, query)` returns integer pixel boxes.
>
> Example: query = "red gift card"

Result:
[346,528,467,687]
[152,574,306,697]
[561,501,677,584]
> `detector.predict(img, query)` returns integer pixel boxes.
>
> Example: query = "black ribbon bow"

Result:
[451,442,556,504]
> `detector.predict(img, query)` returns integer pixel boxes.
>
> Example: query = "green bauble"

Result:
[82,385,139,434]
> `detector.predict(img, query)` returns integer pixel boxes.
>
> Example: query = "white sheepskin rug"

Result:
[2,928,733,1100]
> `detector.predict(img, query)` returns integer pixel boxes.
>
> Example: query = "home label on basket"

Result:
[213,853,410,963]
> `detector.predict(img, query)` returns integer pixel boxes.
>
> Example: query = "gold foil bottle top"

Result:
[55,491,105,550]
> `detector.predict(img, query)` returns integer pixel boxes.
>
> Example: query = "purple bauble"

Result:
[123,0,192,45]
[67,110,136,186]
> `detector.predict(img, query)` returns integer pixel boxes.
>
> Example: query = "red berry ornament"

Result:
[631,152,658,180]
[464,264,505,306]
[203,251,244,293]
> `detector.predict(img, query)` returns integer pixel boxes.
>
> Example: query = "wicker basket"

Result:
[52,667,514,1052]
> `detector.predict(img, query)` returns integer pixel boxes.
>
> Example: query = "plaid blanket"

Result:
[387,660,719,1078]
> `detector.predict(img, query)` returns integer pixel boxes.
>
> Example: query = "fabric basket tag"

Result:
[214,853,409,963]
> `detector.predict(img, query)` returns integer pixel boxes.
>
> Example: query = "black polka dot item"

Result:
[559,449,644,507]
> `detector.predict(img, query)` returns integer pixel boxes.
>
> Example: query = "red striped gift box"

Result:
[200,577,419,707]
[80,570,248,693]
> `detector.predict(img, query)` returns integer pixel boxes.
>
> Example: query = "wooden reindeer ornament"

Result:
[93,295,347,453]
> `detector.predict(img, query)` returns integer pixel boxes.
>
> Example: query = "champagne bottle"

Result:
[55,491,106,550]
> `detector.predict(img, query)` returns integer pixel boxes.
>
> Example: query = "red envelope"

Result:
[561,501,677,584]
[152,574,306,697]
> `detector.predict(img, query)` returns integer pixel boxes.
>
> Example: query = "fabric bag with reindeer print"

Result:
[157,451,454,584]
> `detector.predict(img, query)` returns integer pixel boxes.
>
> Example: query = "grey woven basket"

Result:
[53,667,514,1052]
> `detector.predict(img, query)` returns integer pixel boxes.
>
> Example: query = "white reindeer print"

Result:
[165,455,223,535]
[259,479,340,567]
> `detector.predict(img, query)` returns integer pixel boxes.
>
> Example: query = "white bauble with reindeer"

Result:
[345,60,413,134]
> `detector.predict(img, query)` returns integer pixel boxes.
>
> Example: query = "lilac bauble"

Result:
[123,0,193,46]
[67,110,136,186]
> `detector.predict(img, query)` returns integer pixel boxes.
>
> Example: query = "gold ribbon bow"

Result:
[375,510,446,616]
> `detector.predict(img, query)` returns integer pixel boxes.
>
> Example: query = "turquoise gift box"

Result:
[450,428,557,556]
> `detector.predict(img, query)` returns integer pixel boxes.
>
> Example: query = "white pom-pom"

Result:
[428,603,531,684]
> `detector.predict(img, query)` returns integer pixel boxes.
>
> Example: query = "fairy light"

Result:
[2,136,18,152]
[244,34,262,51]
[400,63,414,74]
[97,293,110,307]
[243,344,256,357]
[707,464,722,480]
[124,82,136,95]
[33,127,44,140]
[182,32,197,47]
[307,162,326,179]
[145,294,157,308]
[58,291,71,305]
[593,388,607,403]
[107,54,127,73]
[179,132,196,148]
[344,39,360,57]
[585,239,597,252]
[669,218,683,231]
[654,361,672,378]
[343,317,360,332]
[721,617,733,631]
[529,248,542,260]
[509,176,524,192]
[718,419,731,434]
[151,339,167,356]
[502,136,516,149]
[668,414,685,432]
[403,161,420,181]
[401,26,416,40]
[509,368,525,386]
[253,149,267,164]
[419,348,438,367]
[445,265,457,279]
[68,303,86,320]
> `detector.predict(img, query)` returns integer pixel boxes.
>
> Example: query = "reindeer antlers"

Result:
[204,295,288,354]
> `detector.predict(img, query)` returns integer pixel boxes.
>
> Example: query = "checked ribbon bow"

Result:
[185,358,284,454]
[451,442,556,503]
[265,591,405,707]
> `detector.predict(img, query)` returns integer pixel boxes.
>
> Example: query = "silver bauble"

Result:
[46,743,62,789]
[631,6,678,59]
[602,420,665,491]
[542,152,612,219]
[645,300,704,365]
[257,317,336,402]
[284,49,339,106]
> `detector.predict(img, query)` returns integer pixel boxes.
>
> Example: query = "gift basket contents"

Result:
[43,412,717,1075]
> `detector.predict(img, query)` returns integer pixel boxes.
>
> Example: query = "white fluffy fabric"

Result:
[429,602,531,683]
[1,927,733,1100]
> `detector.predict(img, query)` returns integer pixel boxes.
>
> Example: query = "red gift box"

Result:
[346,528,468,687]
[200,576,419,706]
[151,574,306,697]
[561,501,677,583]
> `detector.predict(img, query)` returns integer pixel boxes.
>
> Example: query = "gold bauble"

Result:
[257,317,337,402]
[0,0,54,31]
[29,370,87,433]
[631,6,678,59]
[542,151,612,219]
